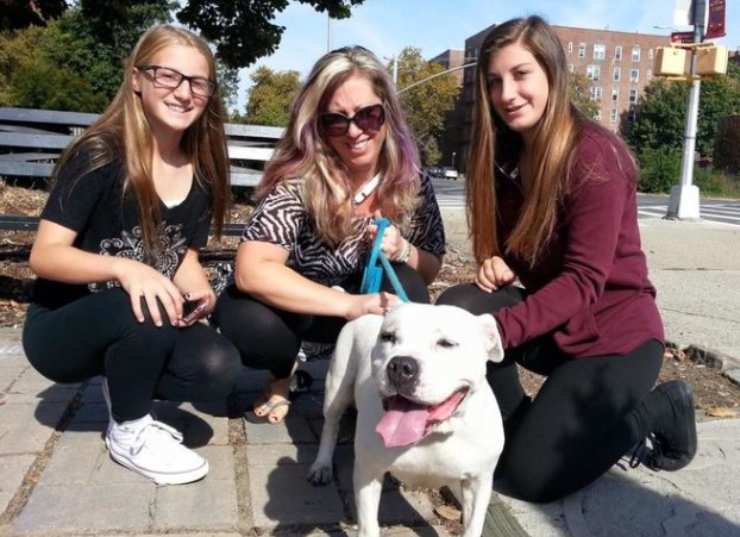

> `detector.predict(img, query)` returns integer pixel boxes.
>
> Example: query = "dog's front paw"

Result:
[307,460,334,486]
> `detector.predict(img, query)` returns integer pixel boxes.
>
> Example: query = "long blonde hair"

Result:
[257,46,420,246]
[467,16,580,265]
[53,24,229,256]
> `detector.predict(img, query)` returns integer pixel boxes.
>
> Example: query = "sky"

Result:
[234,0,739,111]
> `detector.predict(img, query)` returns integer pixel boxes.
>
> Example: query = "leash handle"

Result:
[360,217,409,302]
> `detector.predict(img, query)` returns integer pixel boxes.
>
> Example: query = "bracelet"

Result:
[394,239,412,264]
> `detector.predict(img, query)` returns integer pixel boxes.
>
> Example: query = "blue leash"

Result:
[360,218,410,302]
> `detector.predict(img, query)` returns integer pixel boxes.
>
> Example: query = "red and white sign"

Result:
[671,31,696,43]
[705,0,726,39]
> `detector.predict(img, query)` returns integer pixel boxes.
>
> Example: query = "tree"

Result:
[627,65,740,157]
[175,0,366,70]
[568,72,599,119]
[395,47,460,166]
[1,0,67,31]
[243,66,301,127]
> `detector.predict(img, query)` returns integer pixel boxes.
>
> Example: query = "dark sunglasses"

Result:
[319,104,385,137]
[137,64,217,98]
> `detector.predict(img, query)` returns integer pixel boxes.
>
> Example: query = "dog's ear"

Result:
[478,314,504,362]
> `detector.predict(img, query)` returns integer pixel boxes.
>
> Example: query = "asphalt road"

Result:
[430,178,740,226]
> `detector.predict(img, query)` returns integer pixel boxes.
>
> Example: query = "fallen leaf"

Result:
[435,504,462,521]
[705,407,738,418]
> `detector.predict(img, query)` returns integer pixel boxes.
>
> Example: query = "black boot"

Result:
[641,380,698,471]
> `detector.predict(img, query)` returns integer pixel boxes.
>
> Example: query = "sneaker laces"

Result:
[629,434,664,470]
[129,420,184,457]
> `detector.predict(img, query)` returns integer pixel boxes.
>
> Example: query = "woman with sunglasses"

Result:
[437,17,696,504]
[213,46,445,424]
[23,25,241,485]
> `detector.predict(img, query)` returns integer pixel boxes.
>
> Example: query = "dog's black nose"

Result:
[387,355,419,389]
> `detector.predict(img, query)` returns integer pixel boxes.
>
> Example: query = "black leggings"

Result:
[23,288,242,422]
[437,284,663,503]
[212,263,430,379]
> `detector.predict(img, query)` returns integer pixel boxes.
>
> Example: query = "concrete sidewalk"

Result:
[1,210,739,537]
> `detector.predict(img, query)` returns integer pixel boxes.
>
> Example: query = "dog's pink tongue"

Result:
[375,396,429,448]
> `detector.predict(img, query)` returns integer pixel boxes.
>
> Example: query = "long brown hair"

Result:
[52,24,229,255]
[257,46,420,247]
[467,16,579,265]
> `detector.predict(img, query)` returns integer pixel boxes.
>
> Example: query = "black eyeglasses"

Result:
[319,104,386,137]
[137,65,217,98]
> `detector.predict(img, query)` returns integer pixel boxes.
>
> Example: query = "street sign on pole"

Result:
[705,0,726,39]
[671,31,696,43]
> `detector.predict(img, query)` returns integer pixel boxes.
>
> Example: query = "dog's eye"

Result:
[437,338,458,349]
[380,332,397,344]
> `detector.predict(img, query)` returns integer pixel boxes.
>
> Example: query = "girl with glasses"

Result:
[438,16,696,504]
[23,25,241,485]
[213,46,446,424]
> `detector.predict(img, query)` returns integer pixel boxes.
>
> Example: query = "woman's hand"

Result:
[180,287,216,327]
[113,258,184,326]
[476,256,516,293]
[343,292,398,321]
[366,218,407,261]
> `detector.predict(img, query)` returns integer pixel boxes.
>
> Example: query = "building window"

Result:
[593,44,606,60]
[594,109,602,120]
[586,64,601,81]
[630,68,640,82]
[646,68,653,81]
[578,43,586,58]
[610,109,618,123]
[648,48,654,61]
[568,63,575,73]
[611,88,620,102]
[614,46,623,61]
[613,67,621,81]
[590,86,603,101]
[568,41,573,54]
[632,45,641,62]
[629,88,639,104]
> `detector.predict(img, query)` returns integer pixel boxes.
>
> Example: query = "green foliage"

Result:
[176,0,365,69]
[637,146,681,193]
[627,67,740,158]
[243,66,301,127]
[1,0,67,31]
[713,115,740,175]
[568,72,599,119]
[395,47,460,166]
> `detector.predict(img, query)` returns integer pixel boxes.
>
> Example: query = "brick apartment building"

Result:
[432,23,670,171]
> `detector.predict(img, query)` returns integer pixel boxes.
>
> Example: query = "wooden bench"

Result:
[0,106,283,187]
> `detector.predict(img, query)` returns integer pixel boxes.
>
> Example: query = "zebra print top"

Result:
[242,173,446,287]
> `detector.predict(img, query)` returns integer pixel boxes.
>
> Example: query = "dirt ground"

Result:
[1,180,739,418]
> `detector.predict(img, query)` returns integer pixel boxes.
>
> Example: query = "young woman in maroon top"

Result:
[438,16,697,503]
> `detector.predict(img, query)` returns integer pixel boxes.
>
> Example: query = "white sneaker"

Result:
[105,415,209,485]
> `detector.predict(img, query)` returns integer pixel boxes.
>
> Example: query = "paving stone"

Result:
[244,415,317,444]
[14,483,155,533]
[0,454,35,514]
[40,430,105,485]
[154,449,238,531]
[248,463,345,528]
[0,402,66,454]
[246,442,319,467]
[5,381,78,403]
[154,401,230,446]
[333,445,400,494]
[125,534,241,537]
[343,486,437,527]
[72,400,109,423]
[0,366,25,390]
[9,368,79,399]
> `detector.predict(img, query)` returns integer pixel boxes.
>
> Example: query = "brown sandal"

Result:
[253,393,292,424]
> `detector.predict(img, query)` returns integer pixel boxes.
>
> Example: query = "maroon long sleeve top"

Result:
[493,124,664,357]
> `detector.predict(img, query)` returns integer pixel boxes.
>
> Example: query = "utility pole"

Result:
[392,56,399,86]
[666,0,706,219]
[326,14,332,52]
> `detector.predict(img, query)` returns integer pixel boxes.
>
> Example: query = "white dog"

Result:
[308,303,505,537]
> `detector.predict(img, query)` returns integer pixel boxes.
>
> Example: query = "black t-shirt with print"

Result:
[32,148,212,309]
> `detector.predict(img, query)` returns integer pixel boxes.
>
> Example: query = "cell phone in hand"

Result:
[182,298,208,324]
